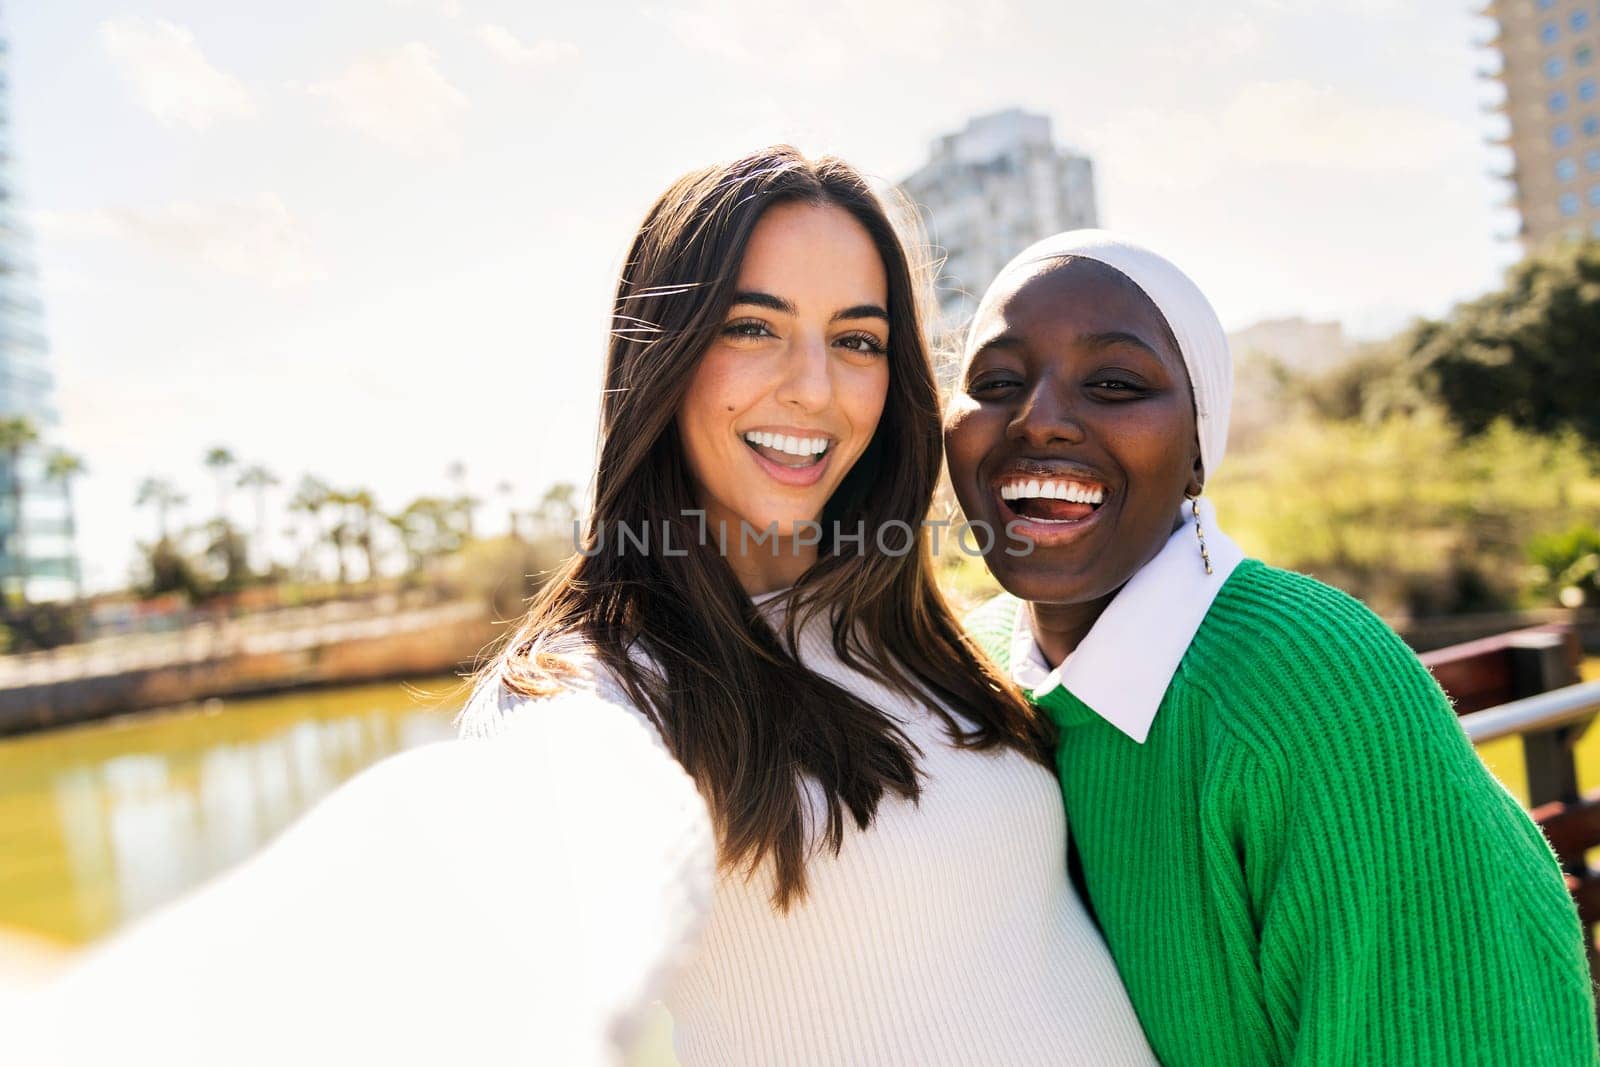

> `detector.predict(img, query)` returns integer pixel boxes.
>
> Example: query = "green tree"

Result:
[236,464,281,576]
[324,489,354,586]
[1412,240,1600,448]
[447,460,477,541]
[202,517,251,593]
[0,415,38,607]
[289,475,332,582]
[204,446,237,524]
[44,449,85,601]
[347,488,381,582]
[390,495,464,582]
[139,536,204,600]
[497,479,518,540]
[135,477,187,543]
[535,482,578,536]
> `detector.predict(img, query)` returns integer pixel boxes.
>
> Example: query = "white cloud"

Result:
[303,44,468,155]
[1089,79,1472,191]
[36,194,325,288]
[476,25,580,67]
[99,16,256,130]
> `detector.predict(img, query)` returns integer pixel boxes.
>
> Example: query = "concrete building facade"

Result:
[898,109,1099,332]
[1483,0,1600,246]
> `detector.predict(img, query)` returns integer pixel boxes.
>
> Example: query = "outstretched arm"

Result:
[20,688,715,1067]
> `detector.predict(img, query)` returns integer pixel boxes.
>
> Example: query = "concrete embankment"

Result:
[0,599,503,736]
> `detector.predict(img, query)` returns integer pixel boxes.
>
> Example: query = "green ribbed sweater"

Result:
[966,559,1599,1066]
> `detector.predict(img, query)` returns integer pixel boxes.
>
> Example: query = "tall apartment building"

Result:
[1483,0,1600,246]
[0,30,78,603]
[898,109,1099,332]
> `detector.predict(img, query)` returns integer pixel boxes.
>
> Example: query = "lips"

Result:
[987,460,1112,548]
[741,428,836,489]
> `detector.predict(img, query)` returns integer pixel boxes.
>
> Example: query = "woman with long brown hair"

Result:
[22,147,1157,1067]
[459,146,1157,1065]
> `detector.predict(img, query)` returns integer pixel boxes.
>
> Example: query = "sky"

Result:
[6,0,1511,593]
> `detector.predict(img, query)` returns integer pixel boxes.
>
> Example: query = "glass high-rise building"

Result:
[0,26,78,603]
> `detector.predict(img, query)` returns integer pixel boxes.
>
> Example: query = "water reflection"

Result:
[0,677,463,944]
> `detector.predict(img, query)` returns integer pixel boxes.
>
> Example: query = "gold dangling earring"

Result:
[1190,495,1213,576]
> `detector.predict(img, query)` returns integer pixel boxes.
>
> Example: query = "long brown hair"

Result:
[480,145,1049,909]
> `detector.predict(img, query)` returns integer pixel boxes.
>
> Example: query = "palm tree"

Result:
[497,479,517,540]
[236,464,280,576]
[537,482,578,535]
[135,476,188,543]
[447,460,477,541]
[391,495,462,578]
[324,489,355,586]
[204,446,236,526]
[347,488,381,582]
[0,416,38,608]
[44,449,85,601]
[289,475,332,582]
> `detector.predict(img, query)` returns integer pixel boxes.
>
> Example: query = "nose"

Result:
[1007,377,1086,448]
[773,329,832,413]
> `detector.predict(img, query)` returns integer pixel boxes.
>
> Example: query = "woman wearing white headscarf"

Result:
[945,230,1598,1065]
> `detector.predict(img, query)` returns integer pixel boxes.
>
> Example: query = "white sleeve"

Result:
[19,686,716,1067]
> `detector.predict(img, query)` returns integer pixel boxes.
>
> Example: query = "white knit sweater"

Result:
[463,603,1156,1067]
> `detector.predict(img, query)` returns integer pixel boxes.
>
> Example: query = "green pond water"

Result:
[0,676,470,946]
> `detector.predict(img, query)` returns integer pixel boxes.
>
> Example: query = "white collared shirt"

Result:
[1009,497,1245,744]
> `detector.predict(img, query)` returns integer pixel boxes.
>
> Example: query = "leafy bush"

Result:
[1528,524,1600,608]
[1210,408,1600,617]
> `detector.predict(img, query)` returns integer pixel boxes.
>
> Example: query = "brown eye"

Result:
[837,333,886,356]
[969,375,1021,397]
[722,320,773,340]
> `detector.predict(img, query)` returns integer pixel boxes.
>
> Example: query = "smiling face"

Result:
[944,257,1203,611]
[676,200,891,573]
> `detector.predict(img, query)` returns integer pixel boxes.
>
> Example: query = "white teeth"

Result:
[743,431,830,458]
[999,479,1106,504]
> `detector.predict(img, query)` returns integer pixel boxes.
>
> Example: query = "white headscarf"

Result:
[963,229,1234,480]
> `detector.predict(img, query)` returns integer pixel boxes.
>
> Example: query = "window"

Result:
[1580,45,1596,67]
[1561,192,1581,216]
[1544,22,1560,45]
[1559,157,1579,180]
[1582,78,1597,102]
[1538,0,1555,9]
[1554,122,1574,146]
[1573,11,1591,32]
[1584,114,1599,135]
[1553,90,1571,113]
[1549,56,1567,79]
[1585,148,1600,170]
[1590,218,1600,238]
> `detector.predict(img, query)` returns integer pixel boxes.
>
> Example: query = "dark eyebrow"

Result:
[1080,330,1164,359]
[967,332,1024,361]
[830,304,889,324]
[730,290,796,315]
